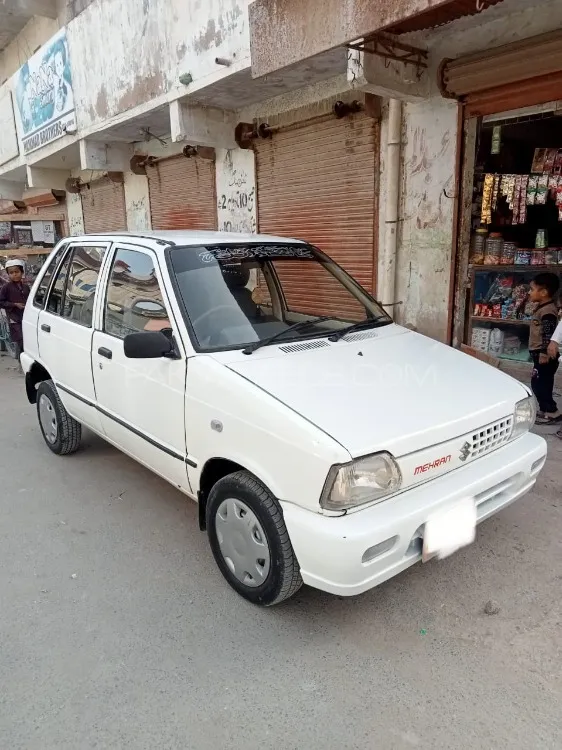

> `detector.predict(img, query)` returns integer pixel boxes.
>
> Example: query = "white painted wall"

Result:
[215,149,256,234]
[123,172,152,232]
[69,0,251,132]
[395,97,458,341]
[66,190,84,236]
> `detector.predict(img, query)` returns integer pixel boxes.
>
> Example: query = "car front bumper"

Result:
[281,433,547,597]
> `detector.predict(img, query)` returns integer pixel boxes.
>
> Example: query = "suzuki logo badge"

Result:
[459,441,471,462]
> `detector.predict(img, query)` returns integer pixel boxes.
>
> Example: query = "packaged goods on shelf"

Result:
[489,328,505,355]
[471,327,491,353]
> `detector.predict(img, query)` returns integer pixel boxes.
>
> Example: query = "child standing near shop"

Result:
[0,259,30,359]
[529,272,561,425]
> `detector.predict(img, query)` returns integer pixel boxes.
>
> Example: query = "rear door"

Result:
[91,243,190,492]
[37,241,109,431]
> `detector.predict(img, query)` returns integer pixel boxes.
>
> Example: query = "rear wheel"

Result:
[206,471,303,606]
[36,380,82,455]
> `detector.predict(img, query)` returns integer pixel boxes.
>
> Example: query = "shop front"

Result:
[81,176,127,234]
[147,153,217,231]
[447,31,562,367]
[254,107,379,315]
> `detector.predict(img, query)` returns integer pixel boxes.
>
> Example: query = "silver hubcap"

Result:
[39,394,58,444]
[215,498,271,587]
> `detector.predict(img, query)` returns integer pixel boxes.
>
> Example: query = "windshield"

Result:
[168,243,391,351]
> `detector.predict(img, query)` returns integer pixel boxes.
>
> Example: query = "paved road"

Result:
[0,356,560,750]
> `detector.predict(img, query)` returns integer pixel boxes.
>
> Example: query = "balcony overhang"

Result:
[249,0,504,78]
[0,0,58,53]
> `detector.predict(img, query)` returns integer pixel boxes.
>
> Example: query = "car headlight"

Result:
[511,395,536,440]
[321,452,402,512]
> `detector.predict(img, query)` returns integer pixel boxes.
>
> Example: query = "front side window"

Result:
[62,245,106,327]
[33,244,67,308]
[104,248,170,339]
[169,243,391,351]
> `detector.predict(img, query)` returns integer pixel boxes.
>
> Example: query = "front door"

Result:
[91,244,190,492]
[37,242,108,432]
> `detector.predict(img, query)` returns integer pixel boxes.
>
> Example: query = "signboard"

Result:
[0,88,19,166]
[13,28,76,155]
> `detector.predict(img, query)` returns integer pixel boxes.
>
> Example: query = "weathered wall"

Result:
[216,149,256,234]
[69,0,251,132]
[394,97,457,342]
[124,172,152,232]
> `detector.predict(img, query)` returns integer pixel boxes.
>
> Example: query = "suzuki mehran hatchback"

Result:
[21,232,546,605]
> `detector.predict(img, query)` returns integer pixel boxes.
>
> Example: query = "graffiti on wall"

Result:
[14,29,76,154]
[216,149,257,235]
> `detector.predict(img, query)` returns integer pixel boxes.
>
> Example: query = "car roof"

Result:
[66,230,306,249]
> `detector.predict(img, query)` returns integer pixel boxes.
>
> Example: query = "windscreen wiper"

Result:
[242,316,337,355]
[328,315,392,342]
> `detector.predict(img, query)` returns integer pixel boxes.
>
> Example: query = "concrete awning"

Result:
[0,0,57,53]
[250,0,505,78]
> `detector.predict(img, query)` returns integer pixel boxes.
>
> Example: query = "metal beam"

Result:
[0,0,58,19]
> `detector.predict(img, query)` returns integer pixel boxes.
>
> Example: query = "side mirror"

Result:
[124,331,175,359]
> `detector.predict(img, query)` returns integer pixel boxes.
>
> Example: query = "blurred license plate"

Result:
[422,498,477,562]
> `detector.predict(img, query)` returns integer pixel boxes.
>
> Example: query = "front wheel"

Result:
[36,380,82,455]
[206,471,303,606]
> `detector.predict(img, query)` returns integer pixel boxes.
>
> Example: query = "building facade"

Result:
[1,0,562,351]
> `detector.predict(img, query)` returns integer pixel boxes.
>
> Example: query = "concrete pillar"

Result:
[215,148,257,234]
[124,172,152,232]
[0,179,24,201]
[26,166,70,190]
[170,101,237,149]
[79,140,133,172]
[67,192,85,236]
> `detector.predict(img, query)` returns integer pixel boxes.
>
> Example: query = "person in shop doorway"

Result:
[529,273,561,426]
[0,259,30,361]
[547,317,562,438]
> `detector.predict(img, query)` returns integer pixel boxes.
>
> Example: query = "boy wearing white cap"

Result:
[0,259,30,357]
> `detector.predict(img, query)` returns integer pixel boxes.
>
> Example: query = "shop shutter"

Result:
[81,177,127,233]
[442,30,562,107]
[255,112,378,317]
[147,154,217,230]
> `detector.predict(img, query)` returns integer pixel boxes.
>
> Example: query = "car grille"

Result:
[467,416,513,461]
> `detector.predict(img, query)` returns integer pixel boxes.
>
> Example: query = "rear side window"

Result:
[33,244,67,308]
[46,251,72,315]
[61,246,106,327]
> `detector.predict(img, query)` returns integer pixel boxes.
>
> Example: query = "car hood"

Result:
[222,327,528,458]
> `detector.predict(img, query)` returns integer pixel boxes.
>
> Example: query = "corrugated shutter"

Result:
[81,177,127,233]
[147,154,217,230]
[255,112,378,318]
[442,30,562,100]
[464,71,562,118]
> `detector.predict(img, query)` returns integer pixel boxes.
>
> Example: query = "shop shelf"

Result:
[471,316,531,326]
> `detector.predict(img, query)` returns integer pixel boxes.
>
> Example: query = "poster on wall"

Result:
[13,28,76,155]
[0,89,19,166]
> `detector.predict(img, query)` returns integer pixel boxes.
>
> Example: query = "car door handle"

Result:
[98,347,112,360]
[41,324,51,333]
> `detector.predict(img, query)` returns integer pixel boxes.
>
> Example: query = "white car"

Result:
[21,231,547,605]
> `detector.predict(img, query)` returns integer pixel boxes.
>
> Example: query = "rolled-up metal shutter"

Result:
[147,154,217,230]
[255,112,378,317]
[81,176,127,233]
[442,30,562,116]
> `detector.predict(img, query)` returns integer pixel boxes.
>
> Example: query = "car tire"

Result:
[36,379,82,455]
[206,471,303,606]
